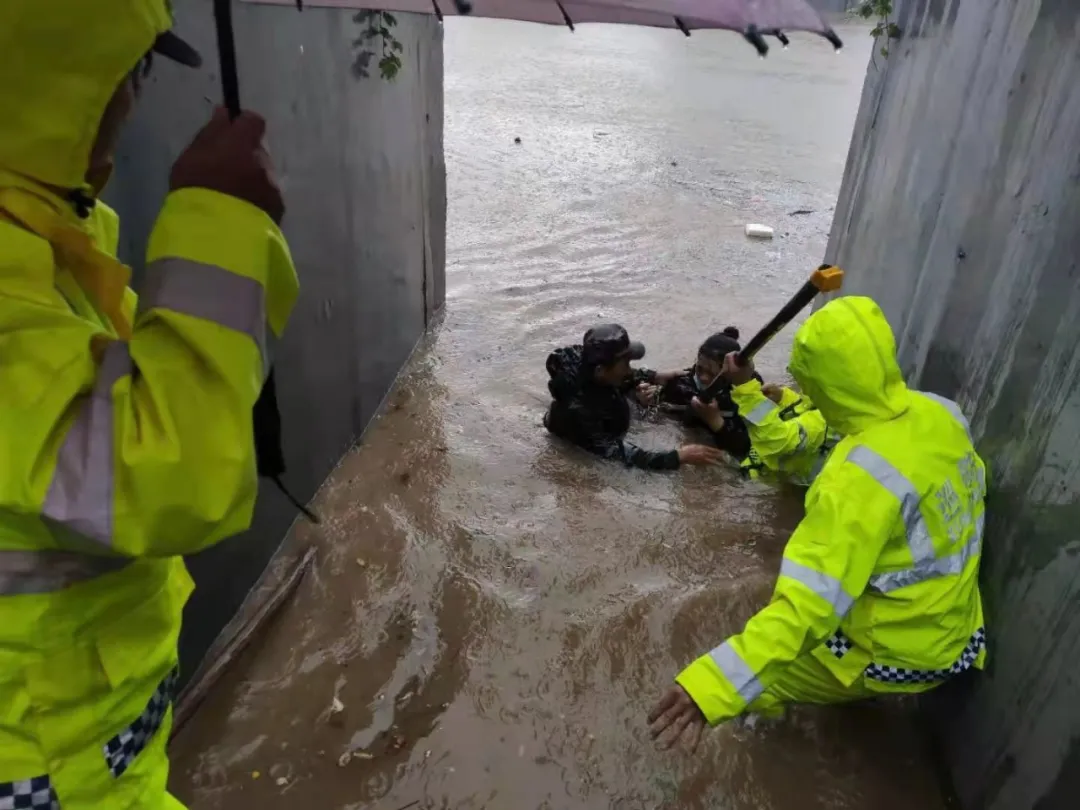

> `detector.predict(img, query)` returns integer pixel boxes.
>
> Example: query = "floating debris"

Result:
[336,750,373,767]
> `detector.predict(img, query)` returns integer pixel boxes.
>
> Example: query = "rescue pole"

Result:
[701,264,843,402]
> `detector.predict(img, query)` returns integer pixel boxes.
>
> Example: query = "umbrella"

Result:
[217,0,841,522]
[241,0,843,53]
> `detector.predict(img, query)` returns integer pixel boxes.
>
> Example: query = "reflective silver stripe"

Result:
[795,423,809,452]
[0,549,132,595]
[42,341,132,547]
[918,391,972,440]
[139,258,267,363]
[870,511,984,593]
[779,558,856,616]
[744,398,777,426]
[846,445,935,564]
[708,641,764,704]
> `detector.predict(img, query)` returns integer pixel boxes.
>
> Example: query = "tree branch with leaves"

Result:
[351,10,405,81]
[856,0,902,58]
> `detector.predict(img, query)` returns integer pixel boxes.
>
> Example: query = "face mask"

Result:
[693,373,706,391]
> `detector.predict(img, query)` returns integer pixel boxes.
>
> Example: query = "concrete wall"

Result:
[106,0,445,682]
[823,1,1080,808]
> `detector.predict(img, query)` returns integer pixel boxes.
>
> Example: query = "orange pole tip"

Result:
[810,265,844,293]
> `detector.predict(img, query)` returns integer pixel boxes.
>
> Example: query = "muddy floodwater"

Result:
[170,17,946,810]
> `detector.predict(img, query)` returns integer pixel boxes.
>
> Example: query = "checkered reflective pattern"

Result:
[103,667,179,778]
[0,776,60,810]
[865,628,986,684]
[824,627,986,685]
[824,630,853,658]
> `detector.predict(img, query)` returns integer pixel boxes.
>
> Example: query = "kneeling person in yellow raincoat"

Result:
[1,2,298,807]
[649,296,987,750]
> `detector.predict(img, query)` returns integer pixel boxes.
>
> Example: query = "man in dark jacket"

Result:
[543,324,724,470]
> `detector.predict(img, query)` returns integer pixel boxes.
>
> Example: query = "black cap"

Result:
[152,31,203,68]
[582,324,646,367]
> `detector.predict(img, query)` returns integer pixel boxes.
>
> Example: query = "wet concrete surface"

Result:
[169,18,945,810]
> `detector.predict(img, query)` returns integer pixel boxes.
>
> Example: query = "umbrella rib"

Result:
[431,0,444,21]
[743,24,769,57]
[554,0,575,31]
[673,16,690,37]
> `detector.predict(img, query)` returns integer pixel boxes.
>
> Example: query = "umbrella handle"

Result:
[213,0,242,119]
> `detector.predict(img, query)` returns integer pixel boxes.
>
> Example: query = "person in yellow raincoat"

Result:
[0,2,298,807]
[648,296,987,750]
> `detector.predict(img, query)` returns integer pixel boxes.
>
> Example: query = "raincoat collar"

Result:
[788,296,910,436]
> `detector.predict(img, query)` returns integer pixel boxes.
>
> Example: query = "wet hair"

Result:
[697,326,741,363]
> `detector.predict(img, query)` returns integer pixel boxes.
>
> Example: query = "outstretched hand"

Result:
[649,685,706,752]
[677,444,724,467]
[761,383,783,403]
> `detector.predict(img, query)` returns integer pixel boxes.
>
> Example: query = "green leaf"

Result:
[392,40,404,52]
[379,54,401,81]
[383,12,398,25]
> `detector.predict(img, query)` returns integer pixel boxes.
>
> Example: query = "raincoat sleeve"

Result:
[675,458,896,724]
[68,188,297,557]
[731,379,821,465]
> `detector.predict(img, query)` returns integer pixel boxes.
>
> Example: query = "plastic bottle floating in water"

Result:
[745,223,775,240]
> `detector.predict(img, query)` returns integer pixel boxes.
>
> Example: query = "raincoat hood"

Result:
[788,296,910,436]
[547,345,586,402]
[0,0,171,190]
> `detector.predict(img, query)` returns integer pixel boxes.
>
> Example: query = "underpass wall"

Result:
[822,1,1080,807]
[106,0,446,685]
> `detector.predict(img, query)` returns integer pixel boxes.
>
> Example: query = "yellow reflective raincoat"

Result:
[677,297,987,725]
[733,380,839,486]
[0,2,298,808]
